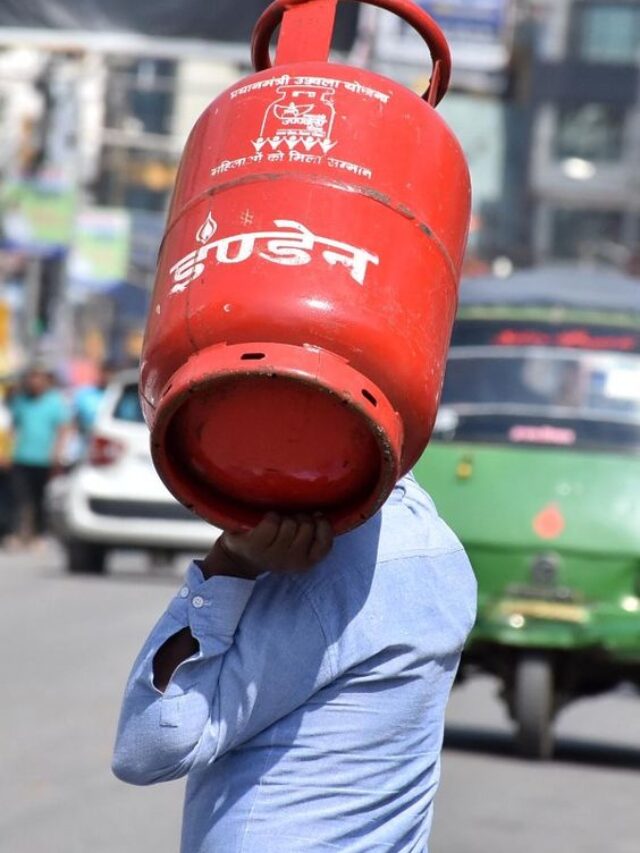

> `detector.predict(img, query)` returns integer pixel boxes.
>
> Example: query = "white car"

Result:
[48,370,219,574]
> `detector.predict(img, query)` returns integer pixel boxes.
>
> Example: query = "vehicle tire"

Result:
[65,540,108,575]
[147,548,176,569]
[514,654,555,760]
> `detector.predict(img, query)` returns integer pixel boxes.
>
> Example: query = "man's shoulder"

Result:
[9,395,30,421]
[45,388,66,403]
[294,473,466,598]
[283,475,476,658]
[45,389,70,415]
[378,473,464,560]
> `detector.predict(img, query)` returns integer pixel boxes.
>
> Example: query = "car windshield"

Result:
[438,339,640,452]
[113,384,145,423]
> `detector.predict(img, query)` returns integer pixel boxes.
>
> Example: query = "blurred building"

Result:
[364,0,518,273]
[365,0,640,271]
[0,0,638,381]
[0,2,361,373]
[511,0,640,265]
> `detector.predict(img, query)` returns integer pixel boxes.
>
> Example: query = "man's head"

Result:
[24,366,52,397]
[97,360,118,390]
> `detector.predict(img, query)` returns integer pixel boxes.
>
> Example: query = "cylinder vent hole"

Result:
[240,352,266,361]
[362,389,378,407]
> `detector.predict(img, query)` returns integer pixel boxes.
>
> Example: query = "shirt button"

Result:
[179,586,189,598]
[192,595,205,609]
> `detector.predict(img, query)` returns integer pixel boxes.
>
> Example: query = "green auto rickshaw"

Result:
[415,266,640,759]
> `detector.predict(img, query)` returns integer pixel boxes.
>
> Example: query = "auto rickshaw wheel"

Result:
[514,654,554,760]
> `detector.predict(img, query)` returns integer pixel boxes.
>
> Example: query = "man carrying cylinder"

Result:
[113,2,476,849]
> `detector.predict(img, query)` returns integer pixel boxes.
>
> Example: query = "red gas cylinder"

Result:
[141,0,471,533]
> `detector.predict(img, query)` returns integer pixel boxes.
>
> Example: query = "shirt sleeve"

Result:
[112,562,334,787]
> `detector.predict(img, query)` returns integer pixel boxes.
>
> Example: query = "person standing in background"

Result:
[5,365,70,550]
[71,361,116,463]
[0,381,13,538]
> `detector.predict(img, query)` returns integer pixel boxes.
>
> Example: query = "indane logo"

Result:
[252,84,338,155]
[169,214,379,294]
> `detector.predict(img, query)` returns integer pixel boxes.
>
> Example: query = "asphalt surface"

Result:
[2,545,639,853]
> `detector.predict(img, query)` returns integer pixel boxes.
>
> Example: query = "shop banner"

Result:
[68,207,132,290]
[1,179,77,252]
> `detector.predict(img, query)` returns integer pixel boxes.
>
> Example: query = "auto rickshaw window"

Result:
[438,345,640,451]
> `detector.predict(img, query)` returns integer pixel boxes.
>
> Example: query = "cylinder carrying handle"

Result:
[251,0,451,107]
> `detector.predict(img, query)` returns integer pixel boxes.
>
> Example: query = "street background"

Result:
[3,547,639,853]
[1,2,640,851]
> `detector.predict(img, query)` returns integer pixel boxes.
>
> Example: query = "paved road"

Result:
[2,546,639,853]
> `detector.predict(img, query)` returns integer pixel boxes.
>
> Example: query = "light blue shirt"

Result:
[112,475,477,852]
[10,390,69,466]
[73,385,105,434]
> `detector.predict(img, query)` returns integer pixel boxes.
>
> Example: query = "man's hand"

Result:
[202,513,334,580]
[153,515,333,691]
